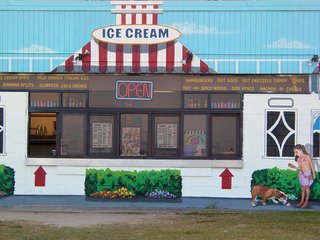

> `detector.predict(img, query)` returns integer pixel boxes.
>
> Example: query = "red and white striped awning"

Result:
[51,1,213,74]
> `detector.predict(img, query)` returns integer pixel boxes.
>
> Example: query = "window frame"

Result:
[28,91,243,160]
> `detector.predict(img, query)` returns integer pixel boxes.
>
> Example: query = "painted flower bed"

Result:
[90,187,135,199]
[85,168,182,199]
[144,189,177,199]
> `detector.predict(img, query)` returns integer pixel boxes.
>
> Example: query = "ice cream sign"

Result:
[92,24,181,45]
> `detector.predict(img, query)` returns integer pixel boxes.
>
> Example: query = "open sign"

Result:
[116,80,153,100]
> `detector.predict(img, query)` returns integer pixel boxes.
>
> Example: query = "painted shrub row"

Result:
[0,164,15,196]
[251,167,320,200]
[85,168,182,198]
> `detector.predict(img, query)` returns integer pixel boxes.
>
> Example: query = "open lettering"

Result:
[116,81,153,100]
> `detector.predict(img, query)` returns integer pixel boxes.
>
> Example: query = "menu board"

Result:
[0,74,88,90]
[157,123,177,148]
[92,122,112,148]
[182,75,309,93]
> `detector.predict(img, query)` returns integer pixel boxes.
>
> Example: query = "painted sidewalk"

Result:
[1,195,320,211]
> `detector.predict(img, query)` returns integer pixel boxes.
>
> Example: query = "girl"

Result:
[288,144,316,208]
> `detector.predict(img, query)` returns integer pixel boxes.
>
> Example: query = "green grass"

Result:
[1,210,320,240]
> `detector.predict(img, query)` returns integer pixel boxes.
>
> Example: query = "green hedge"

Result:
[0,164,15,196]
[251,167,320,200]
[85,168,182,197]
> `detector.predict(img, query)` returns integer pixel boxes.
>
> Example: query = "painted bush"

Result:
[0,164,15,196]
[251,167,320,200]
[85,168,182,198]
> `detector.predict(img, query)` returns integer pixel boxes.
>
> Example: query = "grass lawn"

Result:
[0,210,320,240]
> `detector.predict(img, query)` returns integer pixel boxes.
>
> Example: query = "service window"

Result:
[89,115,115,156]
[183,115,207,157]
[120,114,148,157]
[29,112,57,156]
[61,113,86,156]
[211,114,240,159]
[154,115,180,157]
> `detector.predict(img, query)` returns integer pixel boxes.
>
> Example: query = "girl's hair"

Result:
[293,144,310,159]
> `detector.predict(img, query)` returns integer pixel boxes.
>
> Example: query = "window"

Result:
[29,113,57,156]
[184,94,208,109]
[62,92,87,108]
[184,115,207,157]
[154,116,179,157]
[30,92,59,108]
[266,111,296,157]
[61,114,86,156]
[28,91,87,157]
[312,111,320,158]
[121,114,148,156]
[89,115,115,156]
[211,93,241,109]
[211,114,240,159]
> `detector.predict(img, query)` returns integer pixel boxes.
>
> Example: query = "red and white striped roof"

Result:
[52,1,213,74]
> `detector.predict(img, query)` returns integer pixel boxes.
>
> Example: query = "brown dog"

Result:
[251,185,288,207]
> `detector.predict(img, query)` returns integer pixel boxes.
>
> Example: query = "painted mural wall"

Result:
[0,1,319,198]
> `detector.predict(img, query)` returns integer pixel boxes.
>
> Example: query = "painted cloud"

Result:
[17,44,57,53]
[266,38,313,49]
[172,22,233,35]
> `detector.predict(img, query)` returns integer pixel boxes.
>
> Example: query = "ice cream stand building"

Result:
[0,0,319,199]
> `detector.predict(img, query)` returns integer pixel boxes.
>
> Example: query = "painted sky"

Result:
[0,0,319,73]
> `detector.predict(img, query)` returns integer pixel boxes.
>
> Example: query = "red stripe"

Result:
[153,14,158,25]
[132,45,140,73]
[82,42,91,73]
[142,14,147,24]
[131,5,136,24]
[153,5,158,24]
[166,41,175,73]
[200,60,209,73]
[182,46,191,73]
[99,41,108,73]
[65,55,74,73]
[121,5,126,24]
[132,14,136,24]
[121,14,126,24]
[142,5,147,24]
[149,44,158,73]
[116,44,124,73]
